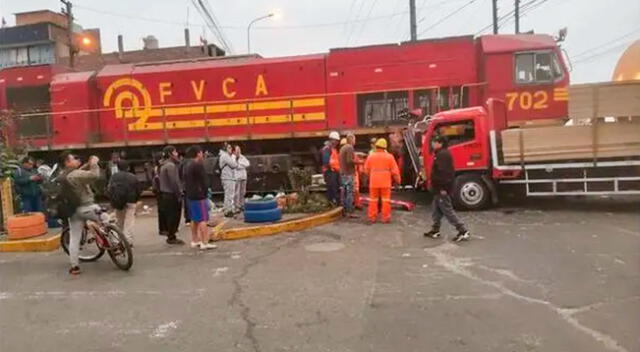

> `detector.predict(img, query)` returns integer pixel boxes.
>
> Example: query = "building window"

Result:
[28,45,54,65]
[515,51,563,84]
[0,44,55,68]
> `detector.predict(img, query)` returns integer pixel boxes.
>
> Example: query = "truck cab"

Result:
[421,34,571,209]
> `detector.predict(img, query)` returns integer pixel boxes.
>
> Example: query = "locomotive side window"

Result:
[515,52,563,84]
[357,91,408,127]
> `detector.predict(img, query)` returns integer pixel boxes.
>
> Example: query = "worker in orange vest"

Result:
[321,131,341,205]
[364,138,401,224]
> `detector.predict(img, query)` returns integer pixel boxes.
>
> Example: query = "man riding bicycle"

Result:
[59,151,107,275]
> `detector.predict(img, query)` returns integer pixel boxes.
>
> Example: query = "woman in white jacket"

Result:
[234,145,250,211]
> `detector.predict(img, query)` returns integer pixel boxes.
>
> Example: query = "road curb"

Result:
[218,207,343,241]
[0,233,61,252]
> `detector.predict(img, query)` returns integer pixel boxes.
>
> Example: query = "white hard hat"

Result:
[329,131,340,140]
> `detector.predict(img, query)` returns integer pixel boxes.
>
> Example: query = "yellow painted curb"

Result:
[0,234,61,252]
[217,207,343,241]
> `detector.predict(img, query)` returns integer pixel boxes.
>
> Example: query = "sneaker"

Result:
[424,229,441,239]
[453,231,471,242]
[224,212,235,218]
[191,241,203,249]
[68,266,81,275]
[199,243,217,250]
[166,238,185,245]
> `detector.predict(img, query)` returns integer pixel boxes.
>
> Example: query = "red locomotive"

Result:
[0,33,569,193]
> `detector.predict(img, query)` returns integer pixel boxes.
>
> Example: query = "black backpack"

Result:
[42,170,82,219]
[107,177,129,210]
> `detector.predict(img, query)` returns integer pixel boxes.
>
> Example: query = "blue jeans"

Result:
[324,170,340,205]
[341,175,354,213]
[20,194,43,213]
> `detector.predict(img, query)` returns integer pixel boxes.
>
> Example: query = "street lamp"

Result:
[247,13,274,54]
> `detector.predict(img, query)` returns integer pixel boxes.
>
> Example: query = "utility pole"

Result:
[409,0,417,41]
[514,0,520,34]
[492,0,498,34]
[60,0,75,68]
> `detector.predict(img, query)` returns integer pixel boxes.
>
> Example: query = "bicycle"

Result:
[60,208,133,271]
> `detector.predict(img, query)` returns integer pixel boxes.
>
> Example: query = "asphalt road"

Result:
[1,195,639,352]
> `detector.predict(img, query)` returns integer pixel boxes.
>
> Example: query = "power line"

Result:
[571,26,640,59]
[573,40,634,65]
[418,0,480,37]
[75,2,474,33]
[475,0,538,35]
[341,0,359,36]
[352,0,380,45]
[195,0,234,53]
[345,0,368,45]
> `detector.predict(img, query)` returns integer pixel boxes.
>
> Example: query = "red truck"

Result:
[419,88,640,210]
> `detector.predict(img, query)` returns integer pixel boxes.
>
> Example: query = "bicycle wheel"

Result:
[104,224,133,271]
[60,225,105,262]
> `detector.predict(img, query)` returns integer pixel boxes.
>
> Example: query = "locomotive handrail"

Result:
[13,83,459,118]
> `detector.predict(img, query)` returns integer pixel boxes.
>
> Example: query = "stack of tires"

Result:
[243,199,282,223]
[7,212,47,240]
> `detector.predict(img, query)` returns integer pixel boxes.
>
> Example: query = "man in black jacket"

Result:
[424,136,470,242]
[159,146,185,245]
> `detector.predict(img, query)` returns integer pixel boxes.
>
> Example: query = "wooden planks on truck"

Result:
[501,81,640,164]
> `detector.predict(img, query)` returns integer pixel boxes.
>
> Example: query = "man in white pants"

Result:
[234,145,250,211]
[219,143,238,217]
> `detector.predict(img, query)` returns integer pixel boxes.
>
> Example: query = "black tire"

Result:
[243,207,282,223]
[60,225,105,262]
[244,199,278,211]
[104,224,133,271]
[452,174,490,210]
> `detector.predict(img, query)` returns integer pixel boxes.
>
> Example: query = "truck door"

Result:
[425,116,487,182]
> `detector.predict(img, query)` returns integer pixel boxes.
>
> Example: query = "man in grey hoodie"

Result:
[219,143,238,217]
[60,151,107,275]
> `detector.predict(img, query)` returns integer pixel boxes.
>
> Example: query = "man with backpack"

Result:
[107,160,141,245]
[58,152,105,275]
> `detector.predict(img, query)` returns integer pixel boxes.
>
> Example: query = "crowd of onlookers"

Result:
[10,143,251,274]
[10,131,470,275]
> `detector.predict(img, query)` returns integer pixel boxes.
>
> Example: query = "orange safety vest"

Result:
[364,150,401,188]
[329,148,340,173]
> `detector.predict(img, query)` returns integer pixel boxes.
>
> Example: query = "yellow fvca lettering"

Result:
[191,80,205,101]
[255,74,268,96]
[222,77,236,98]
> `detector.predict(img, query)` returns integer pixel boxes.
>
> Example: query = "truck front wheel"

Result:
[452,174,490,210]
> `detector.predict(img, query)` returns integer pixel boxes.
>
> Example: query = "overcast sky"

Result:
[1,0,638,83]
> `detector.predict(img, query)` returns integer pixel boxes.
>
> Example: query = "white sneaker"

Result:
[199,243,217,250]
[190,241,203,248]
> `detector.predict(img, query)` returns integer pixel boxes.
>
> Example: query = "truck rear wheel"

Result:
[453,174,490,210]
